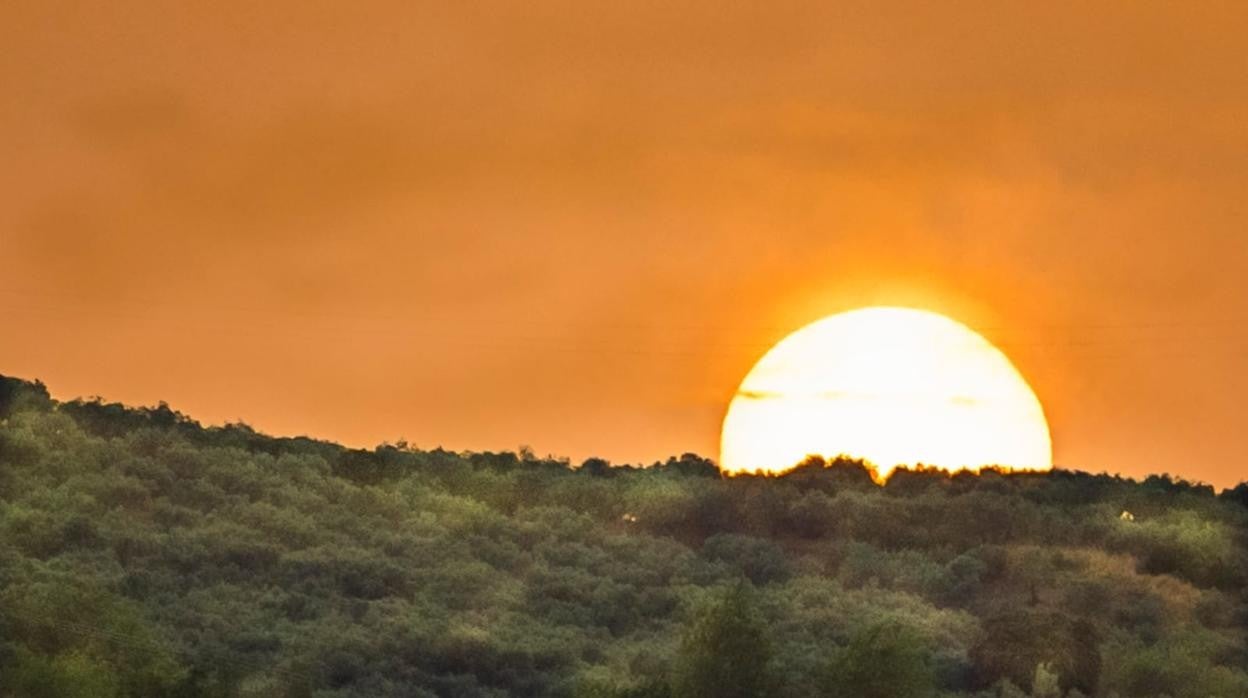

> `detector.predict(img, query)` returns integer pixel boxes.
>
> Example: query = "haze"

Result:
[3,2,1247,487]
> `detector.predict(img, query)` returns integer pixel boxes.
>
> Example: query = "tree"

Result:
[971,610,1100,696]
[700,534,791,586]
[2,648,122,698]
[1220,482,1248,508]
[823,621,937,698]
[579,457,615,478]
[672,585,773,698]
[0,375,52,417]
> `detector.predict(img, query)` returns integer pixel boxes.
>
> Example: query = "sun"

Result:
[719,307,1052,479]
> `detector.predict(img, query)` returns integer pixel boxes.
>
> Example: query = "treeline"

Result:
[1,374,1246,697]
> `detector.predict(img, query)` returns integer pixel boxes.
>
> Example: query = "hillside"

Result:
[1,374,1246,697]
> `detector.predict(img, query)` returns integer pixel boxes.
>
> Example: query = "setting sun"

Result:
[720,307,1052,479]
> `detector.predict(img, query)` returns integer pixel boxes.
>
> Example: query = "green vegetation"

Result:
[1,374,1246,697]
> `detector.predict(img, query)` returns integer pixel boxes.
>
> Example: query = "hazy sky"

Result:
[3,2,1247,486]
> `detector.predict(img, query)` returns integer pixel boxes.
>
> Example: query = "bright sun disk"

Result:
[719,307,1052,479]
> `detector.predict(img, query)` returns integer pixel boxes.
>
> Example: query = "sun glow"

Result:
[719,307,1052,479]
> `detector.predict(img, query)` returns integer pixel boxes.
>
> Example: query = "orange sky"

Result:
[3,2,1247,487]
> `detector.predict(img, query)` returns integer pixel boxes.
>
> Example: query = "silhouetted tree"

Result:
[0,375,51,417]
[664,453,720,478]
[580,457,615,477]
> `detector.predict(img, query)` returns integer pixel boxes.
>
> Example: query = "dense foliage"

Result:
[1,374,1246,697]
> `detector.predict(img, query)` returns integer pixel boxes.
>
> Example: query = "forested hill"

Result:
[1,374,1246,698]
